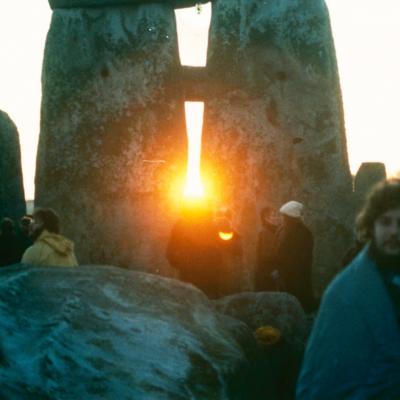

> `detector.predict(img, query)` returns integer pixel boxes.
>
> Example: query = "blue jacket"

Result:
[296,245,400,399]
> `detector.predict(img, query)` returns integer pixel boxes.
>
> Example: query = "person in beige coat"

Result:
[21,208,78,267]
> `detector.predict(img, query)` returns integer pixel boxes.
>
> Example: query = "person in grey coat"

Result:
[296,178,400,399]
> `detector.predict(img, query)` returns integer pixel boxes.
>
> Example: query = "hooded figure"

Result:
[166,202,222,298]
[273,201,315,311]
[215,215,243,295]
[21,208,78,267]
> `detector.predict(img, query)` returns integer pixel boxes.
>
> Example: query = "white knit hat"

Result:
[279,201,304,218]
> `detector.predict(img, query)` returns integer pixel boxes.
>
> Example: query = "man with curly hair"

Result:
[297,178,400,399]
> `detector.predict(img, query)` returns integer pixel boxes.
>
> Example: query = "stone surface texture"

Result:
[36,4,187,274]
[49,0,209,10]
[0,264,278,399]
[202,0,354,295]
[0,110,26,220]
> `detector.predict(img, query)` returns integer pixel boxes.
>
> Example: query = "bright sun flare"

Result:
[183,101,205,199]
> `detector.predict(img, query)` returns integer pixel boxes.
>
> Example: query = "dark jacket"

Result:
[273,217,314,311]
[0,232,20,266]
[255,221,278,291]
[166,218,222,298]
[297,245,400,399]
[217,230,243,295]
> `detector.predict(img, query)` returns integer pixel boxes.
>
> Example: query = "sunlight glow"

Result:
[219,231,234,241]
[183,102,205,199]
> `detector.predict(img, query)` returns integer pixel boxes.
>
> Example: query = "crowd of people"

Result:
[0,208,78,268]
[1,197,315,309]
[1,178,399,398]
[166,198,316,311]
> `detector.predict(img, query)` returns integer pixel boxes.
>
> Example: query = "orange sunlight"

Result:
[219,231,234,241]
[183,102,205,199]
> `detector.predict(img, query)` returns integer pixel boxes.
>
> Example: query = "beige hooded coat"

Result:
[21,230,78,267]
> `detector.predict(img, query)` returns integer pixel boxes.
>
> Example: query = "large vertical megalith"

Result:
[354,162,386,210]
[202,0,354,294]
[37,1,191,273]
[0,110,26,220]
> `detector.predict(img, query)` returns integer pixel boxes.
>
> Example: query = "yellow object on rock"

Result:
[254,325,282,346]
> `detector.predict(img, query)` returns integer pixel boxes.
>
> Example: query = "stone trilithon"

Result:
[37,0,355,295]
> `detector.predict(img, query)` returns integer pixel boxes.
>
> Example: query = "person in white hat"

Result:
[273,200,315,312]
[279,200,304,218]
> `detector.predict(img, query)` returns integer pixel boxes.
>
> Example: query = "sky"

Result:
[0,1,399,201]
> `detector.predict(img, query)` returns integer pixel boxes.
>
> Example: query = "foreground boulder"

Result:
[0,110,26,220]
[0,264,263,399]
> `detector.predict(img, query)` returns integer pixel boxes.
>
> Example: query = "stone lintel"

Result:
[181,66,208,102]
[49,0,210,10]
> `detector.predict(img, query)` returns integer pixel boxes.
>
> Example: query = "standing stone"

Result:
[354,162,386,212]
[202,0,354,295]
[36,2,188,273]
[0,110,26,220]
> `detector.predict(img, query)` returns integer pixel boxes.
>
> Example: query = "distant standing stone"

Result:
[0,110,26,220]
[354,162,387,211]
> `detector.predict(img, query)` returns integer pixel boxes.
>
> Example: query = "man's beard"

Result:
[370,240,400,271]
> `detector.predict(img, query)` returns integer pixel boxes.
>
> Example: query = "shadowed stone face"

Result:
[36,4,187,273]
[202,0,354,294]
[0,111,26,220]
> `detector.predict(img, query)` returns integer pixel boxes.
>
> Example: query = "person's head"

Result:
[1,218,15,235]
[20,215,33,235]
[356,178,400,256]
[279,201,304,224]
[31,208,60,240]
